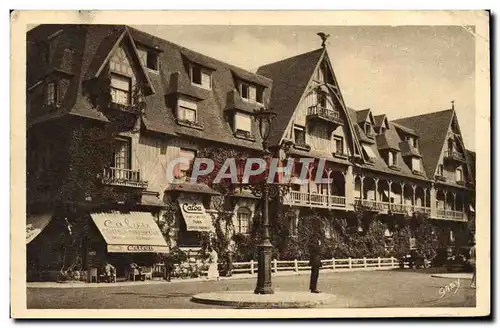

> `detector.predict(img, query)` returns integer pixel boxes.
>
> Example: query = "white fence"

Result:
[231,257,398,275]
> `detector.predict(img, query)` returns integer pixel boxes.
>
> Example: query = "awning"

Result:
[26,213,53,244]
[91,212,169,253]
[178,197,213,232]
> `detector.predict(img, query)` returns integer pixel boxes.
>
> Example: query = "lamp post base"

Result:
[254,242,274,295]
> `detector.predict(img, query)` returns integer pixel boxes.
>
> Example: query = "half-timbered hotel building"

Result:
[26,25,476,281]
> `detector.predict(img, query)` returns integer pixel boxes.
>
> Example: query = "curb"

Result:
[190,291,339,308]
[431,273,473,280]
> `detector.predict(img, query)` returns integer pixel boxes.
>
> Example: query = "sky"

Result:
[136,25,476,150]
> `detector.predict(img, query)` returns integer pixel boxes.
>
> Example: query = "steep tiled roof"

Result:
[393,109,454,178]
[29,24,274,151]
[376,123,401,151]
[348,107,428,181]
[256,49,324,146]
[392,121,418,136]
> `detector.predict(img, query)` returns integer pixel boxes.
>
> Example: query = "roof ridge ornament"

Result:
[451,100,455,110]
[316,32,330,48]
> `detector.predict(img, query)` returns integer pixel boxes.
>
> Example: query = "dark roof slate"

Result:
[256,48,324,146]
[393,109,454,178]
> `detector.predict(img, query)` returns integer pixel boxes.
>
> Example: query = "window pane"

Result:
[46,83,55,105]
[180,107,196,122]
[241,84,249,99]
[294,125,305,144]
[114,139,130,170]
[191,66,202,84]
[147,52,158,70]
[111,89,129,105]
[256,88,263,103]
[412,158,421,171]
[110,74,130,90]
[235,112,252,132]
[201,71,211,89]
[249,86,256,101]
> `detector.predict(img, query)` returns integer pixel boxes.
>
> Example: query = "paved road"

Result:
[27,270,475,309]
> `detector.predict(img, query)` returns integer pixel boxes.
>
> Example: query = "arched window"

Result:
[236,207,252,234]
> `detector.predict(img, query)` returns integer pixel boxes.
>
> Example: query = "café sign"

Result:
[91,211,169,253]
[177,198,213,232]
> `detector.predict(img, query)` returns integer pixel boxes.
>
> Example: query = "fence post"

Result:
[273,259,278,273]
[294,259,298,273]
[363,257,367,268]
[250,260,254,274]
[391,257,395,267]
[348,257,352,269]
[332,258,335,271]
[377,257,381,268]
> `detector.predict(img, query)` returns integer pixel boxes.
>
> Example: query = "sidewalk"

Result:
[27,266,397,288]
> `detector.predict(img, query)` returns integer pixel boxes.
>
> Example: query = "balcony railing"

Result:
[355,199,431,216]
[283,191,346,209]
[102,167,148,189]
[306,105,343,126]
[413,206,432,216]
[443,150,466,163]
[436,209,465,221]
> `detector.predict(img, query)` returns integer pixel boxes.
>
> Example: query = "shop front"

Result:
[87,211,169,281]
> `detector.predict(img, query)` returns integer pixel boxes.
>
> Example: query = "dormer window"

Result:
[234,112,252,133]
[110,73,132,105]
[456,167,463,182]
[137,46,159,71]
[438,164,444,176]
[293,125,306,145]
[190,65,211,89]
[388,151,398,167]
[240,82,263,104]
[45,78,69,107]
[177,98,198,123]
[406,136,418,148]
[379,126,386,135]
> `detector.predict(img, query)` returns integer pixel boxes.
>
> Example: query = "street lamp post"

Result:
[253,107,277,295]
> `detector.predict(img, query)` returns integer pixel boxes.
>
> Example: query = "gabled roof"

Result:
[392,109,455,177]
[84,26,156,94]
[356,109,372,124]
[374,114,389,129]
[256,48,324,145]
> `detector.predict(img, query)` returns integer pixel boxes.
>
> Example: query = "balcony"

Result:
[436,209,466,221]
[102,167,148,189]
[443,150,466,165]
[306,105,343,127]
[413,206,432,216]
[283,191,346,209]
